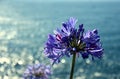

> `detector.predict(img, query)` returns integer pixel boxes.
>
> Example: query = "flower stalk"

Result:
[70,53,76,79]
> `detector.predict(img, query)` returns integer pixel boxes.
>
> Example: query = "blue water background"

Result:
[0,1,120,79]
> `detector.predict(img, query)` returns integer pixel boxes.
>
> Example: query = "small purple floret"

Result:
[23,64,51,79]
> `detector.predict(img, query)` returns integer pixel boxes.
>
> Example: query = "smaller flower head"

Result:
[23,64,51,79]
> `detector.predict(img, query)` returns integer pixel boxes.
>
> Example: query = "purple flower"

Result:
[23,64,51,79]
[82,29,103,59]
[44,17,103,64]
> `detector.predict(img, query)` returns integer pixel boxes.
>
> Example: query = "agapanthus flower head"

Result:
[44,17,103,64]
[23,64,51,79]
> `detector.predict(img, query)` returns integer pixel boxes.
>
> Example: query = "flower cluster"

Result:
[44,17,103,64]
[23,64,51,79]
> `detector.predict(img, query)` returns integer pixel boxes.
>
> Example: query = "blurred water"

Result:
[0,1,120,79]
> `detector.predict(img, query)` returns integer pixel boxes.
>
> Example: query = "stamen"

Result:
[77,40,80,45]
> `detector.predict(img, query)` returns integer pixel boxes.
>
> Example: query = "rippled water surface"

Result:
[0,1,120,79]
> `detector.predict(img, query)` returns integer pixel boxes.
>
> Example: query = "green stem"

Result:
[69,53,76,79]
